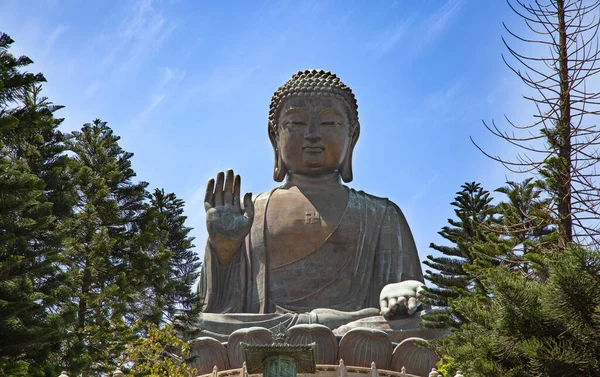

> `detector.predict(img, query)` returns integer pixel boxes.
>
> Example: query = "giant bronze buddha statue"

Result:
[192,71,441,376]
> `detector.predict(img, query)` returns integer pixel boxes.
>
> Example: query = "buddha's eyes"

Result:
[283,120,341,128]
[283,120,307,127]
[320,121,342,127]
[281,109,345,129]
[318,109,344,127]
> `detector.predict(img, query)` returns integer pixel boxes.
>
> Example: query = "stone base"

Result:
[197,362,425,377]
[189,314,448,377]
[332,311,449,343]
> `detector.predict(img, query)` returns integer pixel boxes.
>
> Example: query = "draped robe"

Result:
[196,188,423,340]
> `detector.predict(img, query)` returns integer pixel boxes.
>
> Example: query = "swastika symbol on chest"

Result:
[305,211,321,224]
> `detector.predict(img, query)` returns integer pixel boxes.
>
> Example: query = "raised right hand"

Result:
[204,169,254,266]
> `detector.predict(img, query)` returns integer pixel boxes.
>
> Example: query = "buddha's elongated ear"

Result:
[269,126,287,182]
[341,124,360,183]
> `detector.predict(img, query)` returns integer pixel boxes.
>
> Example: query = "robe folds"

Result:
[198,188,423,318]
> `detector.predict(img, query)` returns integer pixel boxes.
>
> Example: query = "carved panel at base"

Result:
[390,337,438,377]
[338,328,392,369]
[333,312,449,343]
[287,324,338,365]
[228,327,273,368]
[189,336,230,375]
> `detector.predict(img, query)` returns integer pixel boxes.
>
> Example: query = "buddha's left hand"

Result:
[379,280,425,318]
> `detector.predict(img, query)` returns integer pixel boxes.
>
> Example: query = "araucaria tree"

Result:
[0,32,201,375]
[61,119,154,375]
[138,188,201,327]
[435,246,600,377]
[428,2,600,374]
[61,120,201,375]
[0,33,70,377]
[421,182,497,329]
[474,0,600,248]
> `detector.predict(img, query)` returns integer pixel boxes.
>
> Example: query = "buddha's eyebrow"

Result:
[282,108,308,117]
[317,108,344,118]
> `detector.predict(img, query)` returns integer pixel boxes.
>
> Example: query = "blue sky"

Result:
[1,0,538,276]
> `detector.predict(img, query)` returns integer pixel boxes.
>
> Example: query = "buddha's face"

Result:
[276,96,352,177]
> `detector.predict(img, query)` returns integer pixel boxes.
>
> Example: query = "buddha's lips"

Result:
[302,145,325,153]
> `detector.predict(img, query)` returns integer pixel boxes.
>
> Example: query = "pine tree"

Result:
[0,32,66,377]
[428,182,599,376]
[435,247,600,377]
[138,189,201,327]
[421,182,496,329]
[61,119,153,376]
[493,178,554,277]
[8,84,75,219]
[0,33,45,106]
[7,84,77,377]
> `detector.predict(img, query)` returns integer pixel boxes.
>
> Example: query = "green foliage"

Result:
[59,119,154,375]
[0,30,201,376]
[421,182,497,329]
[434,247,600,377]
[0,32,67,377]
[494,178,555,265]
[140,189,201,327]
[477,0,600,246]
[0,33,45,105]
[121,322,196,377]
[436,356,456,377]
[424,178,570,375]
[431,1,600,372]
[56,120,202,376]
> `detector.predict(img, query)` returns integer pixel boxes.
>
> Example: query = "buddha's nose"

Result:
[305,120,322,141]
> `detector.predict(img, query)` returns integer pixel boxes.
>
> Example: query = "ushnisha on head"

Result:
[268,69,361,183]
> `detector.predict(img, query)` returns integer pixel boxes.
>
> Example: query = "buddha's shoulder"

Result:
[348,188,401,212]
[251,188,402,213]
[253,191,272,202]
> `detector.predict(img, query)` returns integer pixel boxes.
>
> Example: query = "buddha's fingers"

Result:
[243,192,254,224]
[380,298,389,316]
[407,297,419,315]
[204,178,215,212]
[395,296,407,314]
[388,297,398,312]
[214,171,225,206]
[233,174,241,211]
[224,169,234,205]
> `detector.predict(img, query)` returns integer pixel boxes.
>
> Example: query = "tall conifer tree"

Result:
[435,247,600,377]
[494,178,554,277]
[139,189,201,327]
[421,182,496,329]
[0,32,67,377]
[61,119,152,376]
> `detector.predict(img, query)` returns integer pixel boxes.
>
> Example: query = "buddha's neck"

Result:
[283,172,343,191]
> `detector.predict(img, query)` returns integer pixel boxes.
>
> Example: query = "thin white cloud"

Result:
[100,0,176,73]
[421,0,466,46]
[375,18,413,55]
[159,66,186,88]
[373,0,466,57]
[409,172,441,208]
[403,79,465,125]
[137,93,165,121]
[83,80,104,99]
[127,66,186,130]
[46,24,67,50]
[424,79,464,115]
[186,64,262,104]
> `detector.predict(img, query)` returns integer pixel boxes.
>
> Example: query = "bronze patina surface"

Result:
[197,70,425,339]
